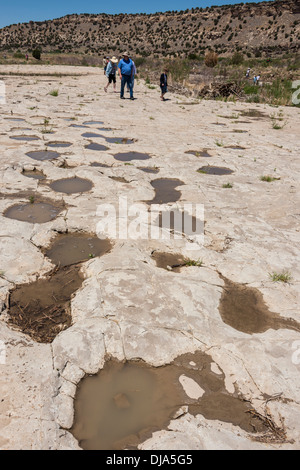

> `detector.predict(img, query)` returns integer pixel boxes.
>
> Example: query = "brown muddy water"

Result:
[198,166,234,176]
[138,167,160,174]
[85,142,109,151]
[9,265,83,343]
[151,251,186,272]
[49,177,93,194]
[147,178,184,205]
[71,351,267,450]
[104,137,135,145]
[8,232,112,342]
[155,210,202,237]
[44,232,112,267]
[219,276,300,335]
[3,201,62,223]
[90,162,111,168]
[26,150,60,161]
[114,152,151,162]
[22,169,46,180]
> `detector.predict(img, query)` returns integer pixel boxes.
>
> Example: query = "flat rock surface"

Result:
[0,65,299,450]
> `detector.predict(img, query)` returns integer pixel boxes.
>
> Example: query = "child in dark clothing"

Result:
[160,69,168,101]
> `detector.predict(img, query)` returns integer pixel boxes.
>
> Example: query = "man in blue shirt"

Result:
[118,52,134,100]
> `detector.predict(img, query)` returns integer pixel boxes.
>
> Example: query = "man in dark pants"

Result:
[118,52,134,100]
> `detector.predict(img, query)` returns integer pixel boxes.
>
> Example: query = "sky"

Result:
[0,0,274,29]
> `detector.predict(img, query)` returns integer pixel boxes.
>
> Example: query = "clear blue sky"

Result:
[0,0,273,29]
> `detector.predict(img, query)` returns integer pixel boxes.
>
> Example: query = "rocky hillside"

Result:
[0,0,299,57]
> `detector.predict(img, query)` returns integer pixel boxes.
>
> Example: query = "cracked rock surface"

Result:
[0,65,299,449]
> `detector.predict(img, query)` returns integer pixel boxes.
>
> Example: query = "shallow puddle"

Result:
[155,209,202,237]
[4,201,62,224]
[47,141,72,148]
[5,117,26,122]
[225,146,246,150]
[11,127,32,132]
[90,162,111,168]
[138,167,160,174]
[185,149,212,158]
[105,137,135,145]
[10,135,40,141]
[26,150,60,161]
[219,276,300,334]
[82,132,104,139]
[83,121,104,125]
[70,124,88,128]
[198,166,233,175]
[49,177,93,194]
[71,351,267,450]
[22,169,46,180]
[44,232,112,267]
[9,266,83,343]
[114,152,151,162]
[85,142,109,151]
[147,178,184,205]
[151,251,186,272]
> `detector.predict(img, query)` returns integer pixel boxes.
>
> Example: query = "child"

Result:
[160,69,168,101]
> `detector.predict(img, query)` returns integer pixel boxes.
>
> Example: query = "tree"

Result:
[204,51,218,67]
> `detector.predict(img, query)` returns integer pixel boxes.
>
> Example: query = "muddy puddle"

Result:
[138,167,160,174]
[8,232,112,343]
[151,251,186,272]
[90,162,111,168]
[9,265,83,343]
[71,350,267,450]
[198,166,234,175]
[10,135,40,141]
[225,146,246,150]
[4,117,26,122]
[83,121,104,125]
[104,137,135,145]
[185,149,212,158]
[219,275,300,335]
[155,209,202,237]
[147,178,184,205]
[47,141,73,148]
[22,169,46,180]
[82,132,104,139]
[85,142,109,151]
[11,127,32,132]
[114,152,151,162]
[44,232,112,267]
[70,124,88,128]
[26,150,60,161]
[49,177,93,194]
[4,200,62,224]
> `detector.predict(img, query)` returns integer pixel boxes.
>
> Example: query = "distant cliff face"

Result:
[0,0,299,57]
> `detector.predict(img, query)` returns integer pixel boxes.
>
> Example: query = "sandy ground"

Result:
[0,64,299,450]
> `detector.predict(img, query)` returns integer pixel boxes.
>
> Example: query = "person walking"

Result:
[127,57,137,92]
[118,52,134,100]
[160,69,168,101]
[245,67,250,79]
[104,56,118,93]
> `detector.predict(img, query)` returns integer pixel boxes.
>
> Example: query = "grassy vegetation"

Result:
[269,271,292,283]
[222,183,233,188]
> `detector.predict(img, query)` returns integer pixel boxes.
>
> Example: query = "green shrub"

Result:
[32,49,41,60]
